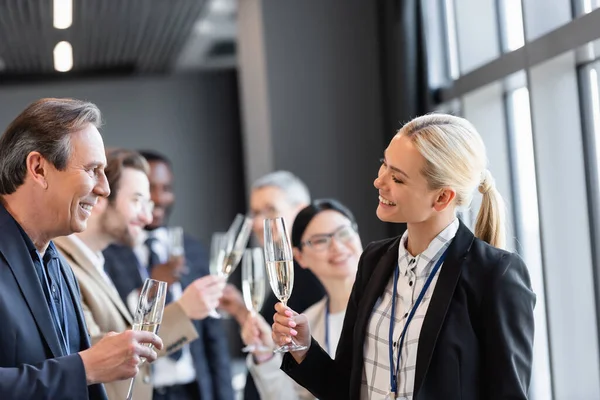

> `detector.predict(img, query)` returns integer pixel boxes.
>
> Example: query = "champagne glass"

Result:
[126,278,168,400]
[219,214,253,278]
[167,226,185,257]
[263,217,307,353]
[167,226,188,275]
[207,232,227,318]
[209,215,252,318]
[209,232,227,276]
[241,248,270,352]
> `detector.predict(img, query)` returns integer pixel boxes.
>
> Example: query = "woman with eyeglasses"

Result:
[271,114,536,400]
[240,198,363,400]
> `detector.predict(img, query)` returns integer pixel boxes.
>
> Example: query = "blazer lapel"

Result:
[413,221,475,396]
[0,206,64,358]
[57,253,92,349]
[55,236,133,325]
[353,237,400,370]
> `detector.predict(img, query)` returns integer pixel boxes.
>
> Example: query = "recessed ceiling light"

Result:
[54,41,73,72]
[53,0,72,29]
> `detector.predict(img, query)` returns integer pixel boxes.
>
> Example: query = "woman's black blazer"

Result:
[281,220,535,400]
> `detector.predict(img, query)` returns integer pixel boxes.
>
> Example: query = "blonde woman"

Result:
[272,114,535,400]
[241,199,363,400]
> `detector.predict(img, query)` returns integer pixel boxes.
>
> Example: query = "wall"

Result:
[238,0,389,244]
[0,72,246,244]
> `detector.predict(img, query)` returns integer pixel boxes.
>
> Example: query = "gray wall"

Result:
[0,72,245,244]
[238,0,388,244]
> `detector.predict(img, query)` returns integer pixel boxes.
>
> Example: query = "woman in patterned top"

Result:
[271,114,536,400]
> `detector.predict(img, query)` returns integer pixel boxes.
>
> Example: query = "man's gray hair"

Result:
[252,170,311,206]
[0,98,102,195]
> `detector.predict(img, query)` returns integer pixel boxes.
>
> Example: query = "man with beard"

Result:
[103,150,234,400]
[54,149,225,400]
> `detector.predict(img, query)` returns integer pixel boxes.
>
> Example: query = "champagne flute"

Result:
[207,232,227,318]
[209,215,252,318]
[241,248,270,352]
[167,226,185,257]
[219,214,253,278]
[209,232,227,276]
[263,217,307,353]
[167,226,188,275]
[126,278,168,400]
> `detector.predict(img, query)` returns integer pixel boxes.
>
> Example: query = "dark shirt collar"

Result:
[15,222,57,263]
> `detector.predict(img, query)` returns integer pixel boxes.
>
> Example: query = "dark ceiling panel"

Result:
[0,0,207,76]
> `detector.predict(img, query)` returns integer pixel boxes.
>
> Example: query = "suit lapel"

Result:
[0,205,64,358]
[413,221,475,396]
[55,236,133,325]
[56,252,91,349]
[354,237,400,368]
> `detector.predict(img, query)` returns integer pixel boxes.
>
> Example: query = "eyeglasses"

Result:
[132,197,155,213]
[301,225,357,252]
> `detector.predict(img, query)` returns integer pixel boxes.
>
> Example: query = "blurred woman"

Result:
[241,199,363,400]
[272,114,536,400]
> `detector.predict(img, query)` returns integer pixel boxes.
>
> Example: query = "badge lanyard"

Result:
[388,248,448,396]
[324,298,330,355]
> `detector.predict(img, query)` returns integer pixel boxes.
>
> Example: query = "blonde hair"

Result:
[398,114,506,249]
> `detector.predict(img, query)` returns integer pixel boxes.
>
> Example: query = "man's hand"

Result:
[241,312,275,363]
[218,283,249,325]
[177,275,226,320]
[149,255,187,286]
[79,330,163,385]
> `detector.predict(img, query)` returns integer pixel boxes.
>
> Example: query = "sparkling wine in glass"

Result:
[126,278,167,400]
[241,248,270,352]
[263,217,307,353]
[207,232,227,318]
[208,214,252,319]
[219,214,253,278]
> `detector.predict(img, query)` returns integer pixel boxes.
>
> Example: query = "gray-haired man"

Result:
[221,171,326,324]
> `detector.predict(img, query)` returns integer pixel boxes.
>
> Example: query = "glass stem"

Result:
[125,376,136,400]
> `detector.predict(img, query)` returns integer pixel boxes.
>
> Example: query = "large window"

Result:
[499,0,525,51]
[505,86,552,400]
[424,0,600,397]
[578,0,600,15]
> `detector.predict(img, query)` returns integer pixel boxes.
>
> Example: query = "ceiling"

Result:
[0,0,237,81]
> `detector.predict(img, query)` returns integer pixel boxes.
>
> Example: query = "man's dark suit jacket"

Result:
[0,203,107,399]
[282,220,536,400]
[103,233,234,400]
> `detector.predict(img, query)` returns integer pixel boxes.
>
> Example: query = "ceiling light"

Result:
[53,0,72,29]
[54,41,73,72]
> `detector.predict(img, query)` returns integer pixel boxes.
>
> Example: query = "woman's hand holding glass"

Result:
[271,302,312,362]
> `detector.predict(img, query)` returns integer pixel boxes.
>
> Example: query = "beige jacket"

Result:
[54,235,199,400]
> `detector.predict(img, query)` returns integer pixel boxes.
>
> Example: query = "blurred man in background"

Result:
[103,150,234,400]
[218,171,326,400]
[54,148,225,399]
